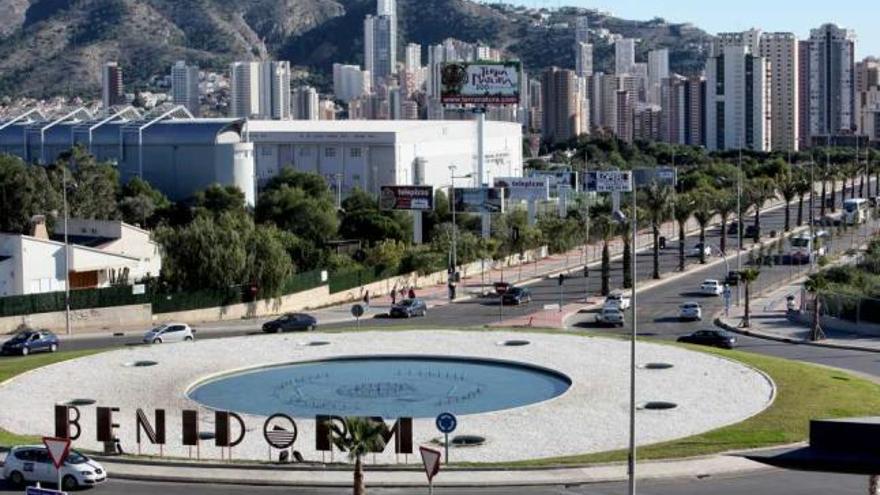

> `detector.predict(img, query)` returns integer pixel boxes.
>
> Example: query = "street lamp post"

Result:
[736,144,743,306]
[62,167,71,336]
[627,186,638,495]
[448,166,472,284]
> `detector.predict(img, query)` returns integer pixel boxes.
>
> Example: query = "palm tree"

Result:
[643,182,672,280]
[804,274,829,342]
[593,214,615,296]
[794,171,812,227]
[715,191,736,255]
[745,178,777,243]
[620,215,633,289]
[692,189,715,264]
[776,170,799,232]
[740,268,761,327]
[819,161,831,217]
[327,417,389,495]
[673,194,696,272]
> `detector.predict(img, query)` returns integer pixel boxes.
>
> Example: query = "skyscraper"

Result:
[405,43,421,72]
[102,62,124,109]
[171,61,200,117]
[808,23,856,137]
[292,86,319,120]
[364,0,397,87]
[760,32,800,151]
[798,41,812,150]
[575,42,593,78]
[615,38,636,75]
[856,57,880,136]
[647,49,669,104]
[333,64,372,102]
[706,44,771,151]
[541,67,582,144]
[713,28,761,56]
[230,61,291,120]
[575,16,589,44]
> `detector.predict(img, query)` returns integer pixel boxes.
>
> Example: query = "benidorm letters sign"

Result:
[53,405,413,455]
[440,62,521,106]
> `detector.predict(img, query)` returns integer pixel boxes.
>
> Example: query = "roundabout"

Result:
[0,331,775,463]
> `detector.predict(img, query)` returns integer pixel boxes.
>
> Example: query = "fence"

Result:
[328,266,398,294]
[818,291,880,326]
[0,285,151,318]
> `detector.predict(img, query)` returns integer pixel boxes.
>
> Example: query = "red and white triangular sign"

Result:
[419,446,442,482]
[43,436,71,468]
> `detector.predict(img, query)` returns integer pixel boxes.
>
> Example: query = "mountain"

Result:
[0,0,713,98]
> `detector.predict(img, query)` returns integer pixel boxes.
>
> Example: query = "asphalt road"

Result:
[0,469,872,494]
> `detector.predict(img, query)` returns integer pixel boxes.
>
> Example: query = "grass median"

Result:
[0,349,104,447]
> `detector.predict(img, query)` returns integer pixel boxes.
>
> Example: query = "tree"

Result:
[673,194,696,272]
[339,189,410,245]
[593,214,615,296]
[794,171,812,227]
[691,189,715,264]
[619,214,633,289]
[715,191,736,255]
[0,155,61,233]
[119,177,172,227]
[643,182,672,279]
[804,274,829,341]
[245,224,294,298]
[51,147,120,220]
[740,268,761,327]
[776,169,799,232]
[819,160,833,216]
[745,178,777,243]
[326,417,388,495]
[256,185,339,246]
[194,184,247,217]
[263,167,332,199]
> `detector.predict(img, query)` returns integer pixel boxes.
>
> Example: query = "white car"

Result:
[142,323,195,344]
[679,302,703,321]
[700,279,724,296]
[689,244,712,258]
[604,291,631,311]
[2,446,107,490]
[596,307,625,327]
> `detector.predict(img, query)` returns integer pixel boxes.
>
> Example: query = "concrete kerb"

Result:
[715,317,880,355]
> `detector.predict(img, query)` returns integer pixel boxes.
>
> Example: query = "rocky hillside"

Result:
[0,0,713,98]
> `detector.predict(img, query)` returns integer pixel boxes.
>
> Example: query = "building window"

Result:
[350,147,363,158]
[325,147,337,158]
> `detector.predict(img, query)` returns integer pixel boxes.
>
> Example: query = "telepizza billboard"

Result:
[440,62,521,106]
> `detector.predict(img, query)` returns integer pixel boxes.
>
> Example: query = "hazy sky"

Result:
[513,0,876,57]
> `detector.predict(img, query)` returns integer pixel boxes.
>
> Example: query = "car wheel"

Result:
[50,343,58,353]
[308,325,316,332]
[62,474,78,491]
[20,347,29,356]
[421,309,427,317]
[8,471,25,487]
[152,338,162,344]
[184,336,194,342]
[276,327,283,334]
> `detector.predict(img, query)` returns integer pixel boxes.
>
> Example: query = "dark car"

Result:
[727,222,741,235]
[677,329,737,349]
[501,287,532,305]
[725,271,741,286]
[262,313,317,333]
[745,225,760,239]
[1,329,59,356]
[390,299,427,318]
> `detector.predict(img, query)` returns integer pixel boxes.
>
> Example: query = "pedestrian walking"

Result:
[363,290,371,307]
[408,287,416,299]
[391,285,397,305]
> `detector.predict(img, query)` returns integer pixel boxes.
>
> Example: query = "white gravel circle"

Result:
[0,331,774,463]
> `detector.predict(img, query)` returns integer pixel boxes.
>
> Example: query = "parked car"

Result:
[595,307,625,327]
[678,302,703,321]
[604,291,631,311]
[262,313,317,333]
[2,445,107,490]
[689,243,712,258]
[700,279,724,296]
[724,271,741,286]
[1,329,59,356]
[677,329,737,349]
[142,323,194,344]
[727,222,741,235]
[745,225,760,239]
[390,299,427,318]
[501,287,532,305]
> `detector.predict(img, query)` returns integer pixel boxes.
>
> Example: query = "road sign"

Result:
[27,487,65,495]
[435,413,457,434]
[351,304,365,318]
[419,446,442,482]
[42,437,71,469]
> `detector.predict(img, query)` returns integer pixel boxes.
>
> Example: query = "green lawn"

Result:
[0,349,104,446]
[477,345,880,467]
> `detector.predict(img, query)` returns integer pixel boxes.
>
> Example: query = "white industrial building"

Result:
[0,218,161,297]
[0,107,523,205]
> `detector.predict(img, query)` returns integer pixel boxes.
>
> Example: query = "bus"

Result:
[844,198,870,225]
[789,231,829,263]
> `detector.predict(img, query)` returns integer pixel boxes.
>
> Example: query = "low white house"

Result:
[0,218,161,297]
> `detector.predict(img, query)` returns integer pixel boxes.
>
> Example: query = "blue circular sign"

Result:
[436,412,457,434]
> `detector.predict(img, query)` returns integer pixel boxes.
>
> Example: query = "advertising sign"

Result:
[632,167,678,187]
[584,171,633,192]
[452,187,505,213]
[380,186,434,211]
[528,169,578,196]
[493,177,550,201]
[440,62,521,106]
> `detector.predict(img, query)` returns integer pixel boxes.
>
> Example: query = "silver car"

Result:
[142,323,194,344]
[679,302,703,321]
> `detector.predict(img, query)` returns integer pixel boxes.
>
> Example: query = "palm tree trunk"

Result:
[784,203,790,232]
[811,293,822,341]
[623,234,632,289]
[796,194,804,227]
[820,180,827,216]
[744,282,751,327]
[354,456,365,495]
[720,216,728,254]
[860,173,865,198]
[652,223,660,280]
[678,221,685,272]
[699,225,707,264]
[753,208,761,243]
[601,242,610,296]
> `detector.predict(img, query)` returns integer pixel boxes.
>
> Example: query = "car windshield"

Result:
[682,303,698,309]
[149,325,168,333]
[399,300,415,306]
[65,450,88,465]
[508,288,523,295]
[10,331,35,341]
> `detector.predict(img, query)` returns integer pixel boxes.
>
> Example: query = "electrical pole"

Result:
[627,185,638,495]
[63,167,71,336]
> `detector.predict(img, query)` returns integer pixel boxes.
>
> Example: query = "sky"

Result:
[513,0,876,57]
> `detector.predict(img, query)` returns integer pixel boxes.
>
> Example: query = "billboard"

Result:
[584,171,633,192]
[440,62,521,106]
[380,186,434,211]
[493,177,550,201]
[452,187,505,213]
[528,169,578,196]
[584,168,677,191]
